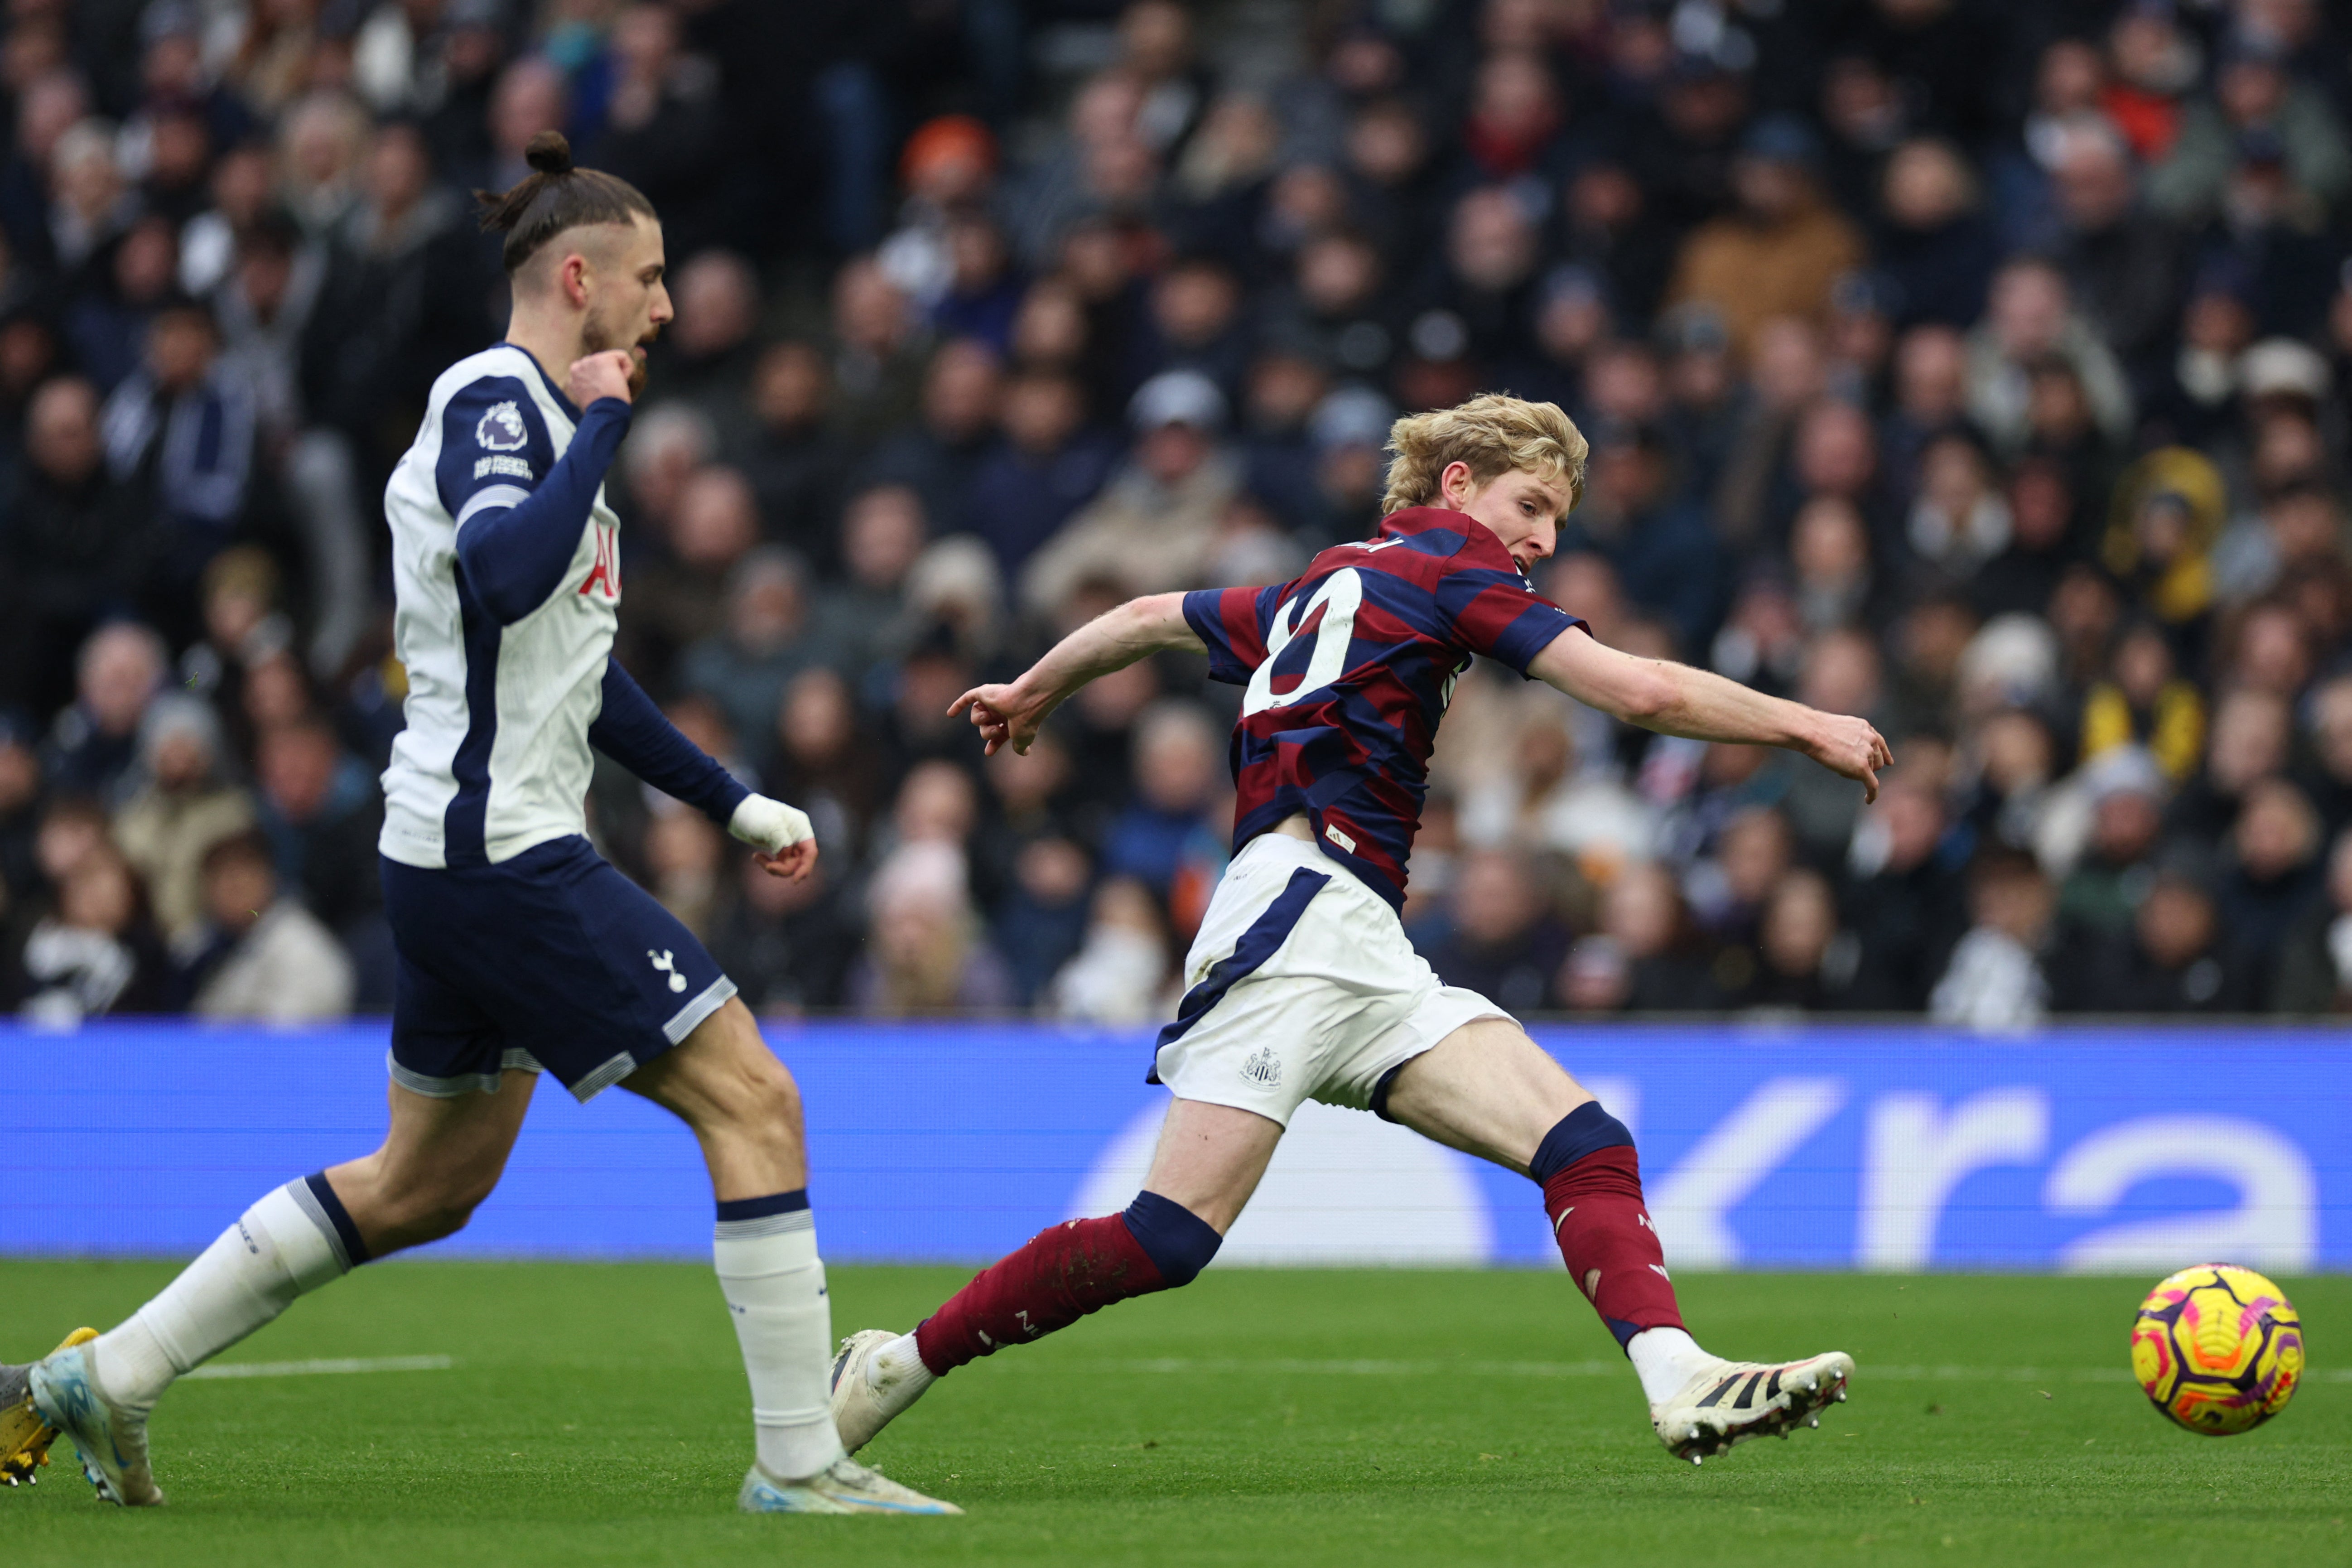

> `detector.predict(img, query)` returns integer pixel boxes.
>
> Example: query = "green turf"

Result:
[1,1260,2342,1567]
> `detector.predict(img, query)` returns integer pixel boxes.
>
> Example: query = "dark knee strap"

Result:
[1528,1102,1635,1186]
[1120,1191,1221,1287]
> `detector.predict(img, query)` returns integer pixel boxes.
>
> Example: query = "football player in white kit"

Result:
[5,133,958,1519]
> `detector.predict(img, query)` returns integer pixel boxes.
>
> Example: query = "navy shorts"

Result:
[381,836,737,1102]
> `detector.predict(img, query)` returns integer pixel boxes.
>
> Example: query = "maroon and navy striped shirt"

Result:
[1182,507,1586,910]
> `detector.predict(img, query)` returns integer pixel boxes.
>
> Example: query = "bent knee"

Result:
[717,1048,802,1134]
[389,1172,500,1242]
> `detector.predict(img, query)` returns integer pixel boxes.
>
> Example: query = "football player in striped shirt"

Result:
[830,394,1890,1466]
[10,133,954,1519]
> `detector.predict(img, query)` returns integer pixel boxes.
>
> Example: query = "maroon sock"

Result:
[1542,1144,1685,1350]
[914,1215,1167,1375]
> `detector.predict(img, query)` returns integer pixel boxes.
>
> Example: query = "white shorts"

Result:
[1152,830,1512,1126]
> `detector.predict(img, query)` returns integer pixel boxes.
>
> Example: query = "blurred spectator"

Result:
[1966,258,2133,454]
[848,841,1012,1016]
[966,368,1117,580]
[829,255,925,445]
[1931,849,2056,1034]
[1904,430,2010,579]
[587,5,724,253]
[2100,450,2226,650]
[820,483,930,679]
[1971,458,2082,622]
[1560,861,1719,1014]
[765,667,883,866]
[856,337,1001,536]
[2148,33,2350,224]
[2216,776,2325,962]
[2058,850,2258,1012]
[2297,674,2352,839]
[1665,116,1864,361]
[2079,622,2204,782]
[1877,138,1999,329]
[1045,876,1174,1025]
[708,848,858,1016]
[735,341,841,559]
[1022,369,1239,613]
[996,830,1093,1007]
[2271,827,2352,1014]
[1,379,148,719]
[181,831,353,1023]
[252,716,383,934]
[1460,707,1656,877]
[2169,685,2291,844]
[11,838,169,1024]
[653,249,762,425]
[2040,118,2188,372]
[1842,772,1968,1010]
[43,622,167,807]
[629,463,762,675]
[1427,850,1569,1016]
[1560,421,1720,652]
[2056,746,2168,938]
[112,695,255,944]
[644,808,727,941]
[101,298,260,639]
[1101,701,1227,932]
[679,548,827,778]
[1727,868,1860,1012]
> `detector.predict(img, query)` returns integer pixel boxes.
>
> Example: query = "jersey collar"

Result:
[1376,506,1534,582]
[495,340,584,423]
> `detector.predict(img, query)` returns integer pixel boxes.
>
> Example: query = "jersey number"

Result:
[1243,568,1363,716]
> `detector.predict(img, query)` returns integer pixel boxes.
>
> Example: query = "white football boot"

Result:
[27,1342,165,1505]
[737,1455,961,1515]
[1650,1351,1853,1464]
[828,1329,932,1453]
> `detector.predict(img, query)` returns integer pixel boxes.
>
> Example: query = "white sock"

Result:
[714,1202,846,1482]
[1627,1327,1716,1405]
[94,1180,354,1414]
[871,1333,935,1395]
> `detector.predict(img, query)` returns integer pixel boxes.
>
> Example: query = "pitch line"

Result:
[183,1355,454,1380]
[1094,1358,2347,1384]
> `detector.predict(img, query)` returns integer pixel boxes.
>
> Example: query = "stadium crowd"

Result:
[6,0,2352,1029]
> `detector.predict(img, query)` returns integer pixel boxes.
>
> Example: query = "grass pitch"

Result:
[2,1260,2342,1567]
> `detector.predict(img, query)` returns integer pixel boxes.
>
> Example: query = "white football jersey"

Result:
[378,344,625,869]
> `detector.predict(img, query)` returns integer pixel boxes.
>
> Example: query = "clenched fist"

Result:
[567,349,636,408]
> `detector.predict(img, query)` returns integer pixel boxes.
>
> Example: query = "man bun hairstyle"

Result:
[474,130,655,276]
[1382,392,1590,518]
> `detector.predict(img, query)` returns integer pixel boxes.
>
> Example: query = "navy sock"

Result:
[1119,1191,1222,1287]
[1527,1102,1635,1186]
[715,1189,810,1224]
[303,1172,372,1266]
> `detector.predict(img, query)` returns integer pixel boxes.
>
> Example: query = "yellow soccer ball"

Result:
[2131,1264,2303,1436]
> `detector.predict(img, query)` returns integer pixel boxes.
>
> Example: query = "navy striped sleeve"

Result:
[589,659,752,825]
[1182,585,1279,685]
[1437,565,1586,677]
[439,377,631,624]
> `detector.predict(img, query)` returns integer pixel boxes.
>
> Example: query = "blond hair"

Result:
[1381,392,1589,517]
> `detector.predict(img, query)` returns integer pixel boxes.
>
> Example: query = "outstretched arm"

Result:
[950,592,1202,755]
[1530,627,1893,801]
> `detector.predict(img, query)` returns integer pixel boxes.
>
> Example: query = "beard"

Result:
[583,306,653,398]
